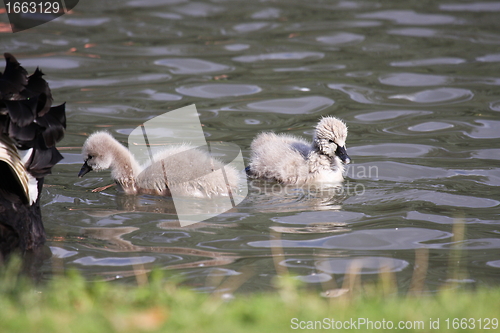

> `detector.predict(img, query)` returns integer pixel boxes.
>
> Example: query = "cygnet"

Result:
[248,116,350,185]
[78,131,240,198]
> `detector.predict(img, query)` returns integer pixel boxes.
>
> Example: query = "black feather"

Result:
[26,136,64,178]
[24,67,53,116]
[0,53,66,255]
[4,97,38,126]
[36,103,66,147]
[0,53,28,100]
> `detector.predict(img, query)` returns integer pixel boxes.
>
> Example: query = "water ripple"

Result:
[389,88,473,104]
[466,120,500,139]
[316,257,409,274]
[405,211,485,225]
[490,100,500,111]
[388,27,437,37]
[349,144,432,158]
[155,58,232,74]
[359,189,499,208]
[473,149,500,160]
[50,246,78,258]
[271,211,364,224]
[354,110,432,121]
[295,273,332,283]
[233,22,278,33]
[176,84,261,98]
[379,73,450,86]
[487,260,500,268]
[274,64,345,72]
[246,96,334,114]
[328,83,386,104]
[73,256,157,266]
[477,54,500,62]
[233,52,324,62]
[408,122,454,132]
[316,32,365,45]
[346,161,448,181]
[63,18,111,27]
[224,44,250,51]
[172,2,225,17]
[390,57,466,67]
[249,228,452,250]
[251,8,281,19]
[440,2,500,12]
[432,239,500,250]
[49,73,171,89]
[136,89,182,101]
[357,10,459,25]
[17,57,83,69]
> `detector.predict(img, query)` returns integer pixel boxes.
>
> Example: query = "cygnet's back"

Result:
[248,116,350,185]
[137,144,240,198]
[249,133,312,185]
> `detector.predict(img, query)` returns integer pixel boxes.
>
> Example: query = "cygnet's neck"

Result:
[308,144,343,174]
[107,138,142,194]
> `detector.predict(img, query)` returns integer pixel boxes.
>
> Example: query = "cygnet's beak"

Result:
[78,161,93,178]
[335,145,351,164]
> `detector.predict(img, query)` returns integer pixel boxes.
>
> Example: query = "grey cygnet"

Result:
[79,131,240,198]
[248,116,350,185]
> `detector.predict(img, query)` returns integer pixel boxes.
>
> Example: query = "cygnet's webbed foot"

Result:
[92,183,116,193]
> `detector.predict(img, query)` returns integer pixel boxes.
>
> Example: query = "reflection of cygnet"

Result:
[248,116,350,185]
[78,131,239,198]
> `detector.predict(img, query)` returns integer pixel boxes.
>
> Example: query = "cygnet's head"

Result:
[78,131,117,177]
[313,116,351,164]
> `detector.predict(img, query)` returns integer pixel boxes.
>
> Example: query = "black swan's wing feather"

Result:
[0,53,65,255]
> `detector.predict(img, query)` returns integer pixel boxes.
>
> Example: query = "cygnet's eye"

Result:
[87,155,93,161]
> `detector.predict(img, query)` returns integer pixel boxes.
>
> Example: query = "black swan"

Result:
[0,53,66,258]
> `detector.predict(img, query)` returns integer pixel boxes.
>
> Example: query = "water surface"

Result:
[2,0,499,293]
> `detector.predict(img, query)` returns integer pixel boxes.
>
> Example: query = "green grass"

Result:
[1,258,499,333]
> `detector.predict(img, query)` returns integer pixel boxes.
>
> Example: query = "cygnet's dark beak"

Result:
[78,161,93,178]
[335,145,351,164]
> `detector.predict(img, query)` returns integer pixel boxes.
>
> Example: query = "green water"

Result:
[2,0,499,292]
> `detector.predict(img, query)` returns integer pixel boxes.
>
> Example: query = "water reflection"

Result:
[316,257,409,274]
[155,58,232,74]
[388,27,437,37]
[75,226,238,274]
[176,84,261,98]
[232,52,324,63]
[249,228,452,250]
[270,223,350,235]
[79,194,244,220]
[390,57,465,67]
[316,32,365,45]
[379,73,450,86]
[389,88,474,104]
[247,180,350,213]
[440,3,500,12]
[246,96,334,114]
[357,10,459,25]
[408,122,454,132]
